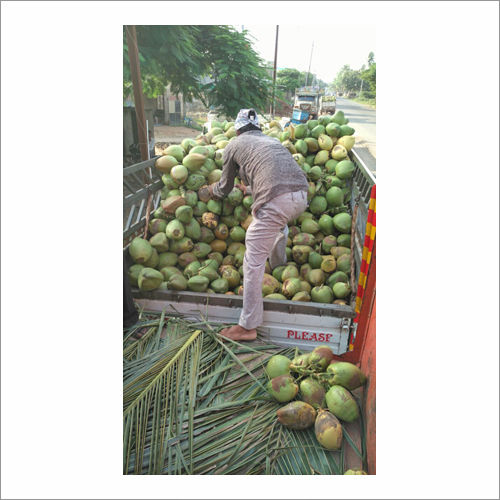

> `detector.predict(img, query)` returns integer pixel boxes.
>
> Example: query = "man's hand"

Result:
[198,184,214,203]
[235,183,247,195]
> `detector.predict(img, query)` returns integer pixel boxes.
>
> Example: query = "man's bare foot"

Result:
[219,325,257,341]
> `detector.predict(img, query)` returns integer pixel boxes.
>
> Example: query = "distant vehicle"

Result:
[319,95,336,115]
[291,87,325,123]
[347,92,357,99]
[337,91,344,97]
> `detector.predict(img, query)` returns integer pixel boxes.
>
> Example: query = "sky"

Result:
[239,24,376,84]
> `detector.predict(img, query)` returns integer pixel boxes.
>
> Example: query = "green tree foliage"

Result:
[276,68,303,93]
[330,53,376,97]
[198,26,271,118]
[123,25,271,118]
[361,53,376,92]
[333,65,362,94]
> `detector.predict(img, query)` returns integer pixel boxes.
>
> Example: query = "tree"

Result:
[123,25,271,118]
[197,26,271,118]
[333,65,362,93]
[276,68,302,94]
[360,53,376,92]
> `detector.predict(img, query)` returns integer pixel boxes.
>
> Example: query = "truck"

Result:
[319,94,336,115]
[291,87,325,122]
[123,143,376,474]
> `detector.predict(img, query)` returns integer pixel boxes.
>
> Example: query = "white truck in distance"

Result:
[293,87,325,121]
[319,94,336,115]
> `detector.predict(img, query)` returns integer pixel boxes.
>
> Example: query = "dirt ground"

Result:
[152,125,200,154]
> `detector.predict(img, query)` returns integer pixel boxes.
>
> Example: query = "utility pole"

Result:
[125,25,149,162]
[271,25,279,117]
[305,41,314,86]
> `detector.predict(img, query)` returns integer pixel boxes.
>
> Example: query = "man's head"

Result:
[234,108,260,135]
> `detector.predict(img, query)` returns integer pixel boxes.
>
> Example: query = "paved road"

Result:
[335,97,376,175]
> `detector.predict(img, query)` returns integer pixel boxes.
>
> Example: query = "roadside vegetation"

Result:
[331,53,376,109]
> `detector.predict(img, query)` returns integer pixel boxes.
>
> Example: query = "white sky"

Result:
[239,24,376,84]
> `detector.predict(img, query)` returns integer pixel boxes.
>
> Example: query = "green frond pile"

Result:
[123,311,365,474]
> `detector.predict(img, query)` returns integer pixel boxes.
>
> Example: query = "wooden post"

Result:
[125,25,149,162]
[271,25,279,118]
[125,25,153,238]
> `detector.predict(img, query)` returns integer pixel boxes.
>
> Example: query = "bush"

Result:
[359,90,375,99]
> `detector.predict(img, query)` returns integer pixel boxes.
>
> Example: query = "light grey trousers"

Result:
[239,190,308,330]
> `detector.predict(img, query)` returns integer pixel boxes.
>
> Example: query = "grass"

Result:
[351,97,376,109]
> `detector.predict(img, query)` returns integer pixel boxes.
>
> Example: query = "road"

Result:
[335,97,376,175]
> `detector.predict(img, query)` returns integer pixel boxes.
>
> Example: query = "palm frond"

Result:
[123,312,365,474]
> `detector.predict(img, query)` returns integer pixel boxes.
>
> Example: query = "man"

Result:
[200,109,308,341]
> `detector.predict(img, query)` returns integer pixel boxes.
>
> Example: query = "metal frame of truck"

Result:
[123,148,376,357]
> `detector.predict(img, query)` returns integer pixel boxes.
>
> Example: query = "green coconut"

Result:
[129,237,153,264]
[315,409,343,450]
[332,282,351,299]
[210,277,229,293]
[311,285,334,303]
[128,264,144,287]
[137,268,163,291]
[265,355,292,379]
[300,378,326,408]
[325,385,359,422]
[326,362,367,391]
[266,375,299,403]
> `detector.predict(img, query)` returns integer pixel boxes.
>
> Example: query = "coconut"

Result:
[265,355,292,379]
[332,282,351,299]
[282,278,302,298]
[210,277,229,294]
[221,267,241,288]
[321,255,337,273]
[292,245,312,265]
[187,275,210,292]
[137,268,163,291]
[300,378,326,408]
[184,218,201,241]
[129,237,153,264]
[143,248,159,269]
[229,226,246,242]
[201,212,219,229]
[321,235,337,254]
[183,261,201,278]
[272,265,287,282]
[308,269,326,287]
[277,401,316,430]
[326,271,349,288]
[177,252,197,268]
[344,470,367,475]
[159,266,182,281]
[325,385,359,422]
[266,375,299,403]
[197,265,219,282]
[128,264,144,287]
[148,218,167,235]
[193,242,212,259]
[326,362,367,391]
[166,273,188,291]
[166,219,185,241]
[291,291,311,301]
[265,293,287,300]
[149,232,169,253]
[315,409,343,450]
[169,237,194,254]
[281,265,299,281]
[336,254,351,274]
[262,273,280,296]
[310,285,334,303]
[309,345,335,370]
